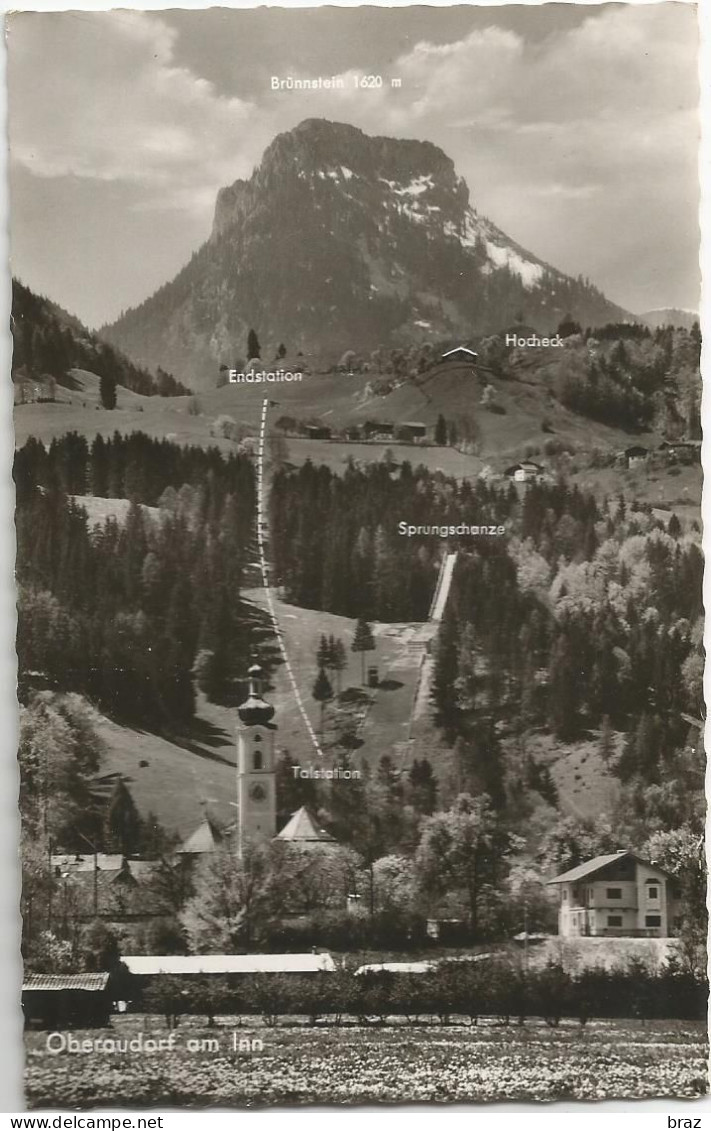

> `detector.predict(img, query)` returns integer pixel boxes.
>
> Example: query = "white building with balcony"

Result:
[547,850,682,938]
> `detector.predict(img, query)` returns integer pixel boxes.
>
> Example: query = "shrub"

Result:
[534,962,571,1027]
[142,976,190,1029]
[352,972,394,1025]
[244,973,293,1027]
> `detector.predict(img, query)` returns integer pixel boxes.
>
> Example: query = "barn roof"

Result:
[122,953,336,975]
[23,973,110,992]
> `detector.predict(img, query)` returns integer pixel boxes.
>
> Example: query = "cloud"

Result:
[8,11,264,212]
[336,4,698,174]
[9,5,697,221]
[7,4,700,317]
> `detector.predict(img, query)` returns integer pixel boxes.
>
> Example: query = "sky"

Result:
[7,3,701,329]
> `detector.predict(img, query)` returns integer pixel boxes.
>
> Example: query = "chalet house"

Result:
[623,445,649,469]
[658,439,701,464]
[13,373,57,405]
[362,420,395,440]
[303,424,332,440]
[504,460,545,484]
[391,422,425,443]
[547,850,682,938]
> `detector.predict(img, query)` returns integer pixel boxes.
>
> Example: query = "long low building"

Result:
[122,953,336,976]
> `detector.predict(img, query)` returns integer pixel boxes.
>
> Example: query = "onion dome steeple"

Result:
[237,663,275,727]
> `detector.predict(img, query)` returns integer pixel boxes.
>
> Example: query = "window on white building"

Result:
[645,915,661,927]
[606,888,622,899]
[647,886,659,900]
[607,915,623,927]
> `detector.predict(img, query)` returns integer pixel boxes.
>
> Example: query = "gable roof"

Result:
[624,445,649,457]
[547,850,671,885]
[276,806,337,843]
[23,973,110,993]
[176,817,232,855]
[121,953,336,975]
[505,461,544,475]
[441,347,478,359]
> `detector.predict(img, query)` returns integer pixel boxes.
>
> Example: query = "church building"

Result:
[236,663,278,854]
[176,663,343,859]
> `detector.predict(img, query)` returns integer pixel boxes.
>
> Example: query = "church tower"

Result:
[236,663,277,855]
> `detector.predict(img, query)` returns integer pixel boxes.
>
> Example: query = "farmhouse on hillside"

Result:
[362,420,395,440]
[622,445,649,469]
[303,424,332,440]
[504,460,546,484]
[658,439,702,464]
[547,850,682,938]
[397,421,427,442]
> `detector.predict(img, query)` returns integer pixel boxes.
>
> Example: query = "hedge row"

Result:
[138,960,707,1028]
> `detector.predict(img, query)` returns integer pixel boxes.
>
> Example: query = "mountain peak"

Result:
[104,119,628,386]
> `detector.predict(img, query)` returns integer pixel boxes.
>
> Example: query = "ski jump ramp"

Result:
[428,552,458,622]
[406,551,458,739]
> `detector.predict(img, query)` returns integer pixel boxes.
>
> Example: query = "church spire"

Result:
[237,662,275,727]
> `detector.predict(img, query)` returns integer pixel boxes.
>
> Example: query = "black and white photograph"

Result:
[8,1,707,1109]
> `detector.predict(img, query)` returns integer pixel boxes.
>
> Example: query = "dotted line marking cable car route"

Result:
[257,399,324,758]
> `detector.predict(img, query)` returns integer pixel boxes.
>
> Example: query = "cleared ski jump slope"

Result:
[429,551,458,623]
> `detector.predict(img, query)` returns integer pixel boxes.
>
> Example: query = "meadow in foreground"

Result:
[25,1017,708,1108]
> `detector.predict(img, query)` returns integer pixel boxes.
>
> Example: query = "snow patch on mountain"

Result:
[459,211,544,287]
[486,242,544,287]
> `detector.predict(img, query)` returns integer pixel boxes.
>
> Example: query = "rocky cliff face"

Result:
[103,119,628,386]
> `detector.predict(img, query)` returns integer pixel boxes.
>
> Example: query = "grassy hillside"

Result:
[16,352,663,476]
[93,585,452,837]
[195,354,648,463]
[14,369,235,454]
[518,730,622,822]
[12,279,190,397]
[96,710,237,842]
